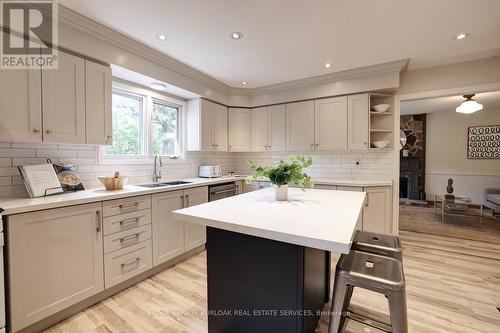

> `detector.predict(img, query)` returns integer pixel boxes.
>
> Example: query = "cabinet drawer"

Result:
[103,195,151,217]
[104,240,152,288]
[104,224,152,254]
[103,209,151,235]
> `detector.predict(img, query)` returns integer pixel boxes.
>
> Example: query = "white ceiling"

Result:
[59,0,500,89]
[401,91,500,115]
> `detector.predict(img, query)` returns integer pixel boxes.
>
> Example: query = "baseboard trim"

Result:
[14,245,206,333]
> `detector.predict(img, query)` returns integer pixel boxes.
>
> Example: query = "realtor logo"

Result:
[1,0,58,69]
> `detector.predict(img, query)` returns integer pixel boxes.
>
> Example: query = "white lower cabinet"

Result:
[184,187,209,252]
[152,190,185,266]
[363,186,393,234]
[152,186,209,266]
[8,203,104,332]
[104,240,152,288]
[312,184,393,233]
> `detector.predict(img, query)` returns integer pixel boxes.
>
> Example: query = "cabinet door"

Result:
[42,51,86,143]
[184,186,209,251]
[228,108,252,151]
[0,67,42,142]
[347,94,369,150]
[8,203,104,332]
[213,103,228,151]
[286,101,314,151]
[362,186,392,234]
[152,190,185,266]
[200,99,215,150]
[252,106,269,151]
[269,104,286,151]
[315,97,348,150]
[85,61,112,145]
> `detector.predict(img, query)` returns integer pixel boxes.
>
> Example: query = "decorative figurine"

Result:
[445,178,455,200]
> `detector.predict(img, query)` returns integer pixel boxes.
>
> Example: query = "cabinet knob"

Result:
[45,129,53,134]
[32,128,41,133]
[315,143,319,147]
[106,135,112,139]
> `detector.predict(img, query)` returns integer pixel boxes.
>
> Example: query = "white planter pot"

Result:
[274,185,288,201]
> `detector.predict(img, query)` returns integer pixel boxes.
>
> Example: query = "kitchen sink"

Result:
[162,181,192,185]
[138,183,170,188]
[138,180,192,188]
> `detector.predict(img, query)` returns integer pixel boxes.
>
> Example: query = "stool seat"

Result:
[329,250,408,333]
[352,230,403,262]
[337,251,405,291]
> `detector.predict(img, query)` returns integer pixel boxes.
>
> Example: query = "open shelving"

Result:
[368,93,394,150]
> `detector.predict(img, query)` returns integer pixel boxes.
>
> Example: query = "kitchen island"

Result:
[173,187,366,333]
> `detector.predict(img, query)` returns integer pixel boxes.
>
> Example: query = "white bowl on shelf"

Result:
[371,104,390,113]
[372,140,390,148]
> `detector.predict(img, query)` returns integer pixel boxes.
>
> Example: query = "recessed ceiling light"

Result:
[156,33,168,41]
[454,32,470,40]
[324,62,332,68]
[231,32,243,40]
[241,81,248,85]
[150,82,167,91]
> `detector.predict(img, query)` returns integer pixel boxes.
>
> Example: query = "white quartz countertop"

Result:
[173,187,366,253]
[0,176,245,215]
[0,176,390,216]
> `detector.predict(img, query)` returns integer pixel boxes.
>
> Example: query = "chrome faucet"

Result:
[153,155,163,182]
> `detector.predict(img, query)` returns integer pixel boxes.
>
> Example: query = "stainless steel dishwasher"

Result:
[209,182,238,201]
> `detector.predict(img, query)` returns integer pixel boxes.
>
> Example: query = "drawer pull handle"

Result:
[121,257,141,269]
[119,218,140,226]
[120,233,141,243]
[118,202,140,209]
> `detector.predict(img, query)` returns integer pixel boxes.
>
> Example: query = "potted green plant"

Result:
[246,156,314,201]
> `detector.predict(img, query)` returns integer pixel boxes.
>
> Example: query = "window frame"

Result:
[99,81,187,165]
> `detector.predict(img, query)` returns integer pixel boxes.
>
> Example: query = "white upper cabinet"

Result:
[0,38,111,145]
[214,103,228,151]
[314,96,348,150]
[187,99,227,151]
[228,108,252,152]
[42,51,86,144]
[269,104,287,151]
[348,94,369,150]
[252,105,286,152]
[286,101,315,151]
[0,68,42,142]
[251,106,269,151]
[85,61,112,145]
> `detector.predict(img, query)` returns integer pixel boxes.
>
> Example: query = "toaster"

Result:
[199,165,222,178]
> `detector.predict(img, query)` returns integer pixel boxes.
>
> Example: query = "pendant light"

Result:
[456,94,483,114]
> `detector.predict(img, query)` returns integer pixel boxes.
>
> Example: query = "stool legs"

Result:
[328,274,349,333]
[387,289,408,333]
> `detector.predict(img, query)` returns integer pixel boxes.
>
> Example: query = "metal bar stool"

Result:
[328,250,408,333]
[352,230,403,262]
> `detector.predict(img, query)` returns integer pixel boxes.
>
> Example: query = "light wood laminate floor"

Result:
[44,230,500,333]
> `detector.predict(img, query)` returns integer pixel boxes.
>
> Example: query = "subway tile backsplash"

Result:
[0,142,393,198]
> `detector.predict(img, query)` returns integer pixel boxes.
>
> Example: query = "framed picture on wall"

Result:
[467,125,500,159]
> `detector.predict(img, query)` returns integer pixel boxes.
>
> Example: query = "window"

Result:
[152,101,179,156]
[106,92,144,156]
[101,83,185,163]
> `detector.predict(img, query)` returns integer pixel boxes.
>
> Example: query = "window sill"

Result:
[98,155,187,165]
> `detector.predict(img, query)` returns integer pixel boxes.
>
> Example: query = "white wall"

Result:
[425,108,500,203]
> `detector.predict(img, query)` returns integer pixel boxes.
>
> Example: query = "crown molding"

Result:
[56,5,233,94]
[229,59,409,96]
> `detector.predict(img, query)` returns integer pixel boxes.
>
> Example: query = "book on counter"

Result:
[18,163,64,198]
